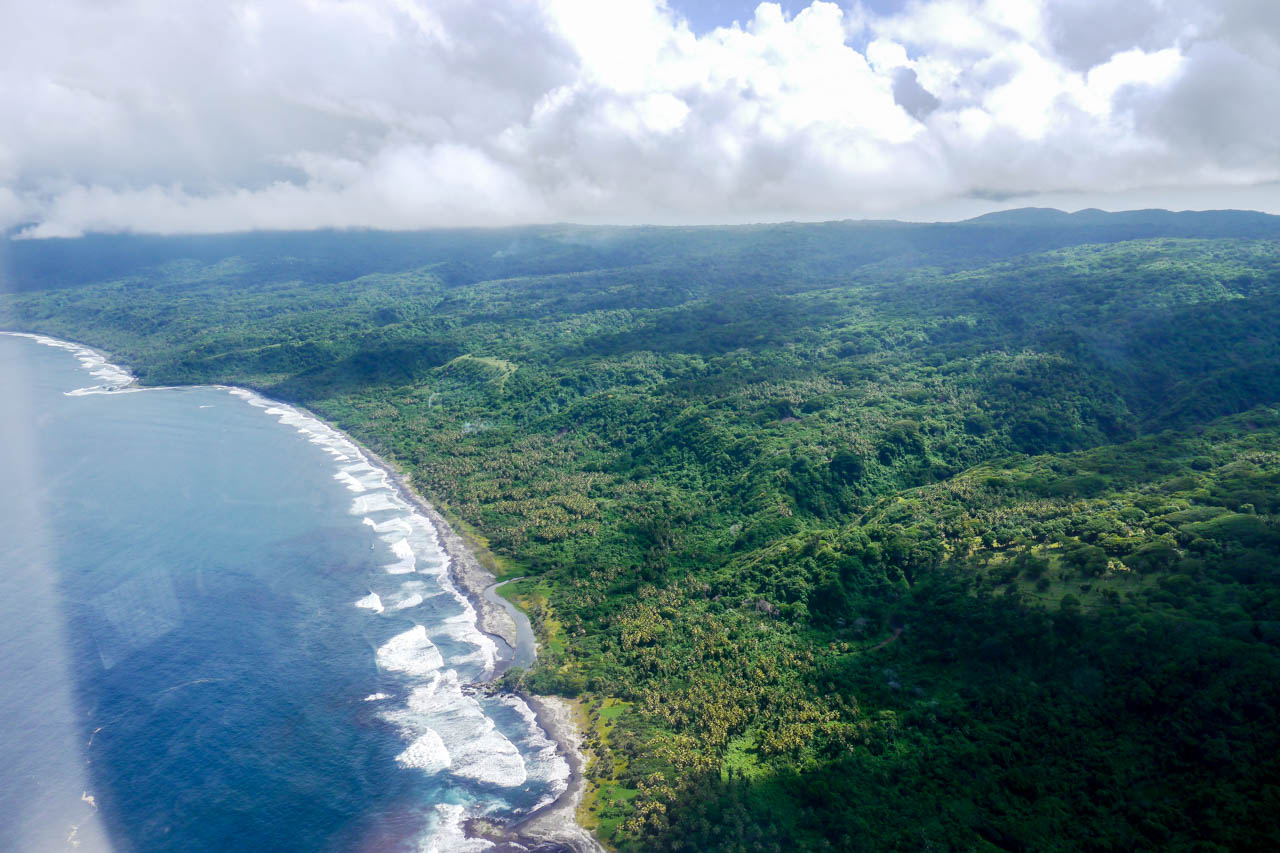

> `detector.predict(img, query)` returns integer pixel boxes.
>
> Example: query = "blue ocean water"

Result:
[0,333,566,852]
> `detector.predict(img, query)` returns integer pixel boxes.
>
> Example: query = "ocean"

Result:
[0,333,567,852]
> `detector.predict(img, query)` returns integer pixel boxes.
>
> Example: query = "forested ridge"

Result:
[5,210,1280,851]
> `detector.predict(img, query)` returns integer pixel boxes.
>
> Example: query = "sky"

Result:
[2,0,1278,237]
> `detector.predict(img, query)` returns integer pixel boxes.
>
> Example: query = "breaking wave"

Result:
[227,384,570,849]
[1,332,136,394]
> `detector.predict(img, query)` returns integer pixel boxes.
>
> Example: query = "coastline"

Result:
[334,437,522,657]
[2,330,603,853]
[463,691,599,853]
[319,415,603,853]
[512,693,600,852]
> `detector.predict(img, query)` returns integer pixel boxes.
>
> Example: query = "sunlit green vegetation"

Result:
[5,212,1280,850]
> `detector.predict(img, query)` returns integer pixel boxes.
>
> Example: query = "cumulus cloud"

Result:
[1,0,1277,236]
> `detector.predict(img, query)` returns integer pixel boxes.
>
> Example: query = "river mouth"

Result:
[483,578,538,671]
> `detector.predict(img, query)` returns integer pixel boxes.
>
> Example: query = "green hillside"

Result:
[5,215,1280,850]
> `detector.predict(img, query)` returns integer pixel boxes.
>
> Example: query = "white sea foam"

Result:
[420,804,493,853]
[351,493,400,515]
[400,545,499,677]
[64,385,150,397]
[334,471,367,492]
[386,671,528,788]
[342,462,389,491]
[364,515,413,535]
[377,626,444,676]
[2,332,137,394]
[389,580,429,605]
[495,695,571,811]
[396,728,452,773]
[228,392,374,476]
[383,537,418,574]
[5,338,569,838]
[216,368,566,844]
[394,593,425,610]
[436,611,499,678]
[355,592,384,614]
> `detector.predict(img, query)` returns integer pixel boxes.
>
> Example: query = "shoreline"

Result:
[512,693,600,851]
[2,330,603,853]
[308,411,602,853]
[333,436,522,659]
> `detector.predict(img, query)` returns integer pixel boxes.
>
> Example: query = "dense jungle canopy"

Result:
[5,209,1280,851]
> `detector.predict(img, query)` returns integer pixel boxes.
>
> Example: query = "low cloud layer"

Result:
[3,0,1278,236]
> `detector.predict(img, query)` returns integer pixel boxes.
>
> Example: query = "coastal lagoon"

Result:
[0,333,566,852]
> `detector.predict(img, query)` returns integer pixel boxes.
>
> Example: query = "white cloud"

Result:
[1,0,1278,236]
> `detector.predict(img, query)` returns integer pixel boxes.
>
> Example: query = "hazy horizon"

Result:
[9,201,1280,244]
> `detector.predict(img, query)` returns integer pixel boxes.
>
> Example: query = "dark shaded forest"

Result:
[5,209,1280,851]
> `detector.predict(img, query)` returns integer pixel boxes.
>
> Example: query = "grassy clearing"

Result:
[581,698,637,847]
[437,354,518,389]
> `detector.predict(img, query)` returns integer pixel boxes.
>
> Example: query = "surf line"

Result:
[3,330,582,850]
